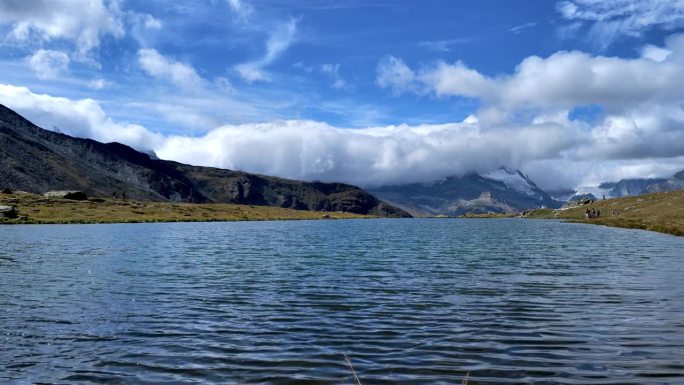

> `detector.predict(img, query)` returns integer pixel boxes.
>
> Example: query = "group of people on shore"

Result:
[586,208,600,218]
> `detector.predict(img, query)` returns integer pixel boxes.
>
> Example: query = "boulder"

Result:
[561,197,594,209]
[43,191,88,200]
[0,205,18,219]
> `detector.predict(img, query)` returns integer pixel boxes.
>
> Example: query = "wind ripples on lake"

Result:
[1,219,683,384]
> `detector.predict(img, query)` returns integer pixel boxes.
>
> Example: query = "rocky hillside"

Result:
[370,168,559,216]
[0,104,409,218]
[599,171,684,198]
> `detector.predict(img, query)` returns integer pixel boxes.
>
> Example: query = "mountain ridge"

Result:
[0,104,410,218]
[370,168,560,216]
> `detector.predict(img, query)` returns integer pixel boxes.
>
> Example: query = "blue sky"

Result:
[1,0,684,190]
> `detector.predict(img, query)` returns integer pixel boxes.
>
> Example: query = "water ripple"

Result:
[1,219,683,384]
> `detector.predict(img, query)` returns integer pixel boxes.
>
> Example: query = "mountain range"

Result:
[598,172,684,197]
[370,168,560,217]
[2,103,682,218]
[0,104,409,218]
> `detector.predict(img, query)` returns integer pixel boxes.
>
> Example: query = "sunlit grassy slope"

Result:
[527,190,684,236]
[0,191,368,224]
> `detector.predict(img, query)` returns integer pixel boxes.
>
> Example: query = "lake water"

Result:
[1,219,683,385]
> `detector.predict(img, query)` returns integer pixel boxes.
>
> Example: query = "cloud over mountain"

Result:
[1,1,683,192]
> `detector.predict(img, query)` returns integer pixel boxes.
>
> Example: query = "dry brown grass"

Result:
[0,191,368,224]
[527,190,684,236]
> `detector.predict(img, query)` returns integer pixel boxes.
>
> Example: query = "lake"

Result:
[1,219,683,384]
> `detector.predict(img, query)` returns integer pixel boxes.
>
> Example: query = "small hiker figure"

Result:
[596,209,600,218]
[585,208,591,218]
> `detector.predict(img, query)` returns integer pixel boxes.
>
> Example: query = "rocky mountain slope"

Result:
[370,168,559,216]
[598,171,684,198]
[0,104,409,217]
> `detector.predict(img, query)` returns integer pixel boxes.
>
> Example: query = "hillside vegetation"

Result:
[526,190,684,236]
[0,191,367,224]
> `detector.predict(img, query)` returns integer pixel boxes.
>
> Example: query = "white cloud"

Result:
[421,60,495,100]
[142,15,162,30]
[226,0,253,19]
[0,0,124,59]
[510,22,538,34]
[371,34,684,186]
[138,48,204,91]
[214,77,234,93]
[385,34,684,114]
[1,82,683,190]
[26,49,70,80]
[88,77,109,90]
[0,84,161,151]
[235,18,298,83]
[557,0,684,48]
[418,38,473,52]
[320,63,349,90]
[641,44,671,62]
[234,65,268,83]
[154,119,579,187]
[376,56,418,96]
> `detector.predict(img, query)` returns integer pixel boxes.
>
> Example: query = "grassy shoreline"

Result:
[525,190,684,236]
[0,191,369,225]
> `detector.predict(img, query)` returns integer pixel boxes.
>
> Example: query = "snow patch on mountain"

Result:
[483,168,538,197]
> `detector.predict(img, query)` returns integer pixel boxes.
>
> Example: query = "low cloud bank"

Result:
[2,82,683,190]
[3,36,684,190]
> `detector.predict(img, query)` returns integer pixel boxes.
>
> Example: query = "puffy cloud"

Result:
[376,56,418,96]
[0,0,124,58]
[1,82,683,190]
[557,0,684,48]
[142,15,162,30]
[0,84,161,151]
[421,60,495,100]
[155,119,580,187]
[235,18,297,83]
[372,35,684,187]
[26,49,70,80]
[641,44,671,62]
[382,34,684,113]
[138,49,204,91]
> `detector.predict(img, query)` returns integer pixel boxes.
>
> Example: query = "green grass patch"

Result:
[525,190,684,236]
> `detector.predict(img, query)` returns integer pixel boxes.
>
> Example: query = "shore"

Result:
[0,191,368,224]
[525,190,684,236]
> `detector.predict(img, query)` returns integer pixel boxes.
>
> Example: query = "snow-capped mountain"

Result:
[370,168,560,217]
[482,168,547,200]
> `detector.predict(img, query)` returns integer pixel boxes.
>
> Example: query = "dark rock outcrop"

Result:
[0,205,17,218]
[44,191,88,200]
[561,197,594,209]
[176,165,409,217]
[0,104,410,218]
